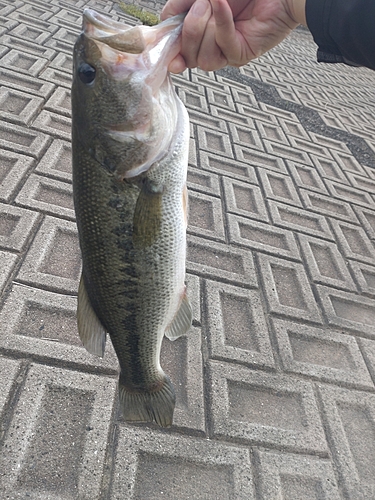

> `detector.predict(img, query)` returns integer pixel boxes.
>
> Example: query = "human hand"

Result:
[161,0,306,72]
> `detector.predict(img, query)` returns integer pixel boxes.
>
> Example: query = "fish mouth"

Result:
[82,8,185,58]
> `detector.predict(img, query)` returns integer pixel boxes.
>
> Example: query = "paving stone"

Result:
[288,136,332,159]
[44,86,71,118]
[2,34,56,60]
[263,140,313,166]
[32,109,71,140]
[330,218,375,265]
[331,150,366,175]
[197,125,233,158]
[231,88,259,108]
[272,318,372,389]
[0,86,44,126]
[0,67,55,99]
[228,122,263,150]
[0,203,39,251]
[286,160,328,194]
[318,384,375,500]
[18,2,59,19]
[0,150,33,202]
[268,200,334,240]
[0,283,119,370]
[34,138,72,182]
[187,190,225,242]
[227,214,300,260]
[17,215,81,294]
[0,15,18,36]
[206,87,236,110]
[258,168,302,206]
[8,12,59,34]
[346,171,375,194]
[256,120,290,146]
[349,261,375,298]
[222,177,269,222]
[353,207,375,239]
[49,26,80,48]
[358,337,375,386]
[257,254,322,323]
[208,361,327,453]
[254,449,340,500]
[187,235,258,288]
[237,103,278,125]
[187,166,221,197]
[300,189,359,223]
[0,355,21,424]
[310,154,349,184]
[234,146,288,174]
[0,49,48,76]
[325,179,374,209]
[298,233,357,290]
[211,105,255,127]
[278,117,310,140]
[308,132,352,154]
[199,150,258,184]
[0,363,117,500]
[15,174,75,220]
[188,108,228,132]
[39,66,72,88]
[0,250,17,294]
[160,326,205,431]
[178,88,209,113]
[9,23,52,44]
[111,425,255,499]
[317,285,375,338]
[0,120,50,158]
[185,272,201,325]
[204,280,275,369]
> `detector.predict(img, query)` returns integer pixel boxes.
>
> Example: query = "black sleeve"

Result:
[306,0,375,70]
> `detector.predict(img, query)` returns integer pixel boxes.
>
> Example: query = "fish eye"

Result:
[78,63,96,84]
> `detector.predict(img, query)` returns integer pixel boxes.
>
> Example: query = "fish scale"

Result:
[72,10,191,427]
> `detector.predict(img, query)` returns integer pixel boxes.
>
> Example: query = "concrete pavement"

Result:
[1,0,375,498]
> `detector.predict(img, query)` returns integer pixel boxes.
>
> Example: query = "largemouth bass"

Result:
[72,9,192,427]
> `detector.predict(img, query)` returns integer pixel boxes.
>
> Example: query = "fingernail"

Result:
[191,0,209,17]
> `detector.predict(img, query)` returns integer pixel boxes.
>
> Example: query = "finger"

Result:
[196,18,228,71]
[180,0,212,68]
[211,0,245,64]
[161,0,195,20]
[168,54,188,73]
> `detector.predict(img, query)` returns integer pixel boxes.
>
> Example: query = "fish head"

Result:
[72,9,184,180]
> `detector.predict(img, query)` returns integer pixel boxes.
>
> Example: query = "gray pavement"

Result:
[1,0,375,499]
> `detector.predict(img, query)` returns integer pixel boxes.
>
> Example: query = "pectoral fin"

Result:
[165,293,193,341]
[77,274,107,357]
[132,180,162,248]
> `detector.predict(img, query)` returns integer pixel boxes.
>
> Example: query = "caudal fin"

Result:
[119,376,176,427]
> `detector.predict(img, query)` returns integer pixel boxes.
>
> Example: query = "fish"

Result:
[71,8,192,427]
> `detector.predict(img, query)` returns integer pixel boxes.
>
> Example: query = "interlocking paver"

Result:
[254,449,341,499]
[272,318,373,389]
[1,1,375,497]
[204,280,275,369]
[208,360,327,453]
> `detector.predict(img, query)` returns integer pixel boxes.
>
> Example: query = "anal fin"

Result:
[165,293,193,341]
[77,274,107,357]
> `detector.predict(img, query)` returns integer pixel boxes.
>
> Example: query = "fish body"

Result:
[72,9,191,427]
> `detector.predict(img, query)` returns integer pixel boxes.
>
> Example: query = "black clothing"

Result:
[306,0,375,70]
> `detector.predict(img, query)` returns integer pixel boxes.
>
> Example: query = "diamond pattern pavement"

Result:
[1,0,375,498]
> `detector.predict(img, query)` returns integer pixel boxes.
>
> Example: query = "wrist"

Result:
[287,0,307,25]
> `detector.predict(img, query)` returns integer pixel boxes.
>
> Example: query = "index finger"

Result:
[161,0,195,20]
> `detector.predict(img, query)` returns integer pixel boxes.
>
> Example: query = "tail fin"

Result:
[119,376,176,427]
